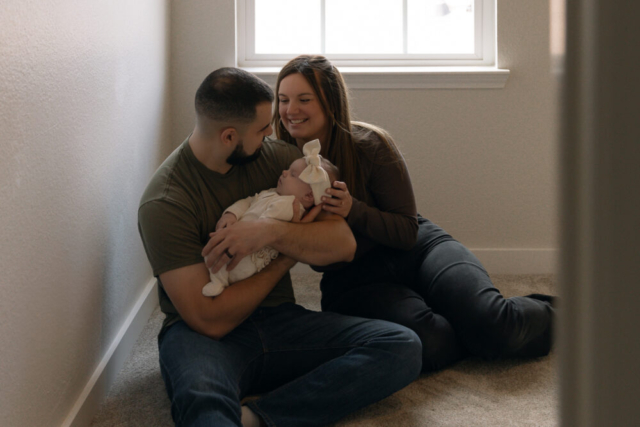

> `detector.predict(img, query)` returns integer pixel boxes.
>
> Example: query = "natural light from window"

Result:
[254,0,475,56]
[240,0,507,89]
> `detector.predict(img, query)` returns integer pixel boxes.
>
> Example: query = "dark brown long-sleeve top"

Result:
[317,127,419,270]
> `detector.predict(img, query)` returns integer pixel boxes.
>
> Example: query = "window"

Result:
[238,0,496,67]
[237,0,508,89]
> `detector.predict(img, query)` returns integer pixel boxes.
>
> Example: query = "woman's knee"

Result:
[417,241,489,292]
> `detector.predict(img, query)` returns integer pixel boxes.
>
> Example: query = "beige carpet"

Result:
[91,272,557,427]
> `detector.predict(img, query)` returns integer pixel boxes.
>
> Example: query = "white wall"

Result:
[0,1,170,426]
[171,0,559,274]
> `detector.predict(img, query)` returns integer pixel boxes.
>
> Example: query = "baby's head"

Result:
[276,157,339,209]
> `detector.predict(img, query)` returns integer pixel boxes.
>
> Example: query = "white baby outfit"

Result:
[202,139,332,297]
[202,189,305,297]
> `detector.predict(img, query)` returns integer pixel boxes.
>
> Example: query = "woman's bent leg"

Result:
[323,283,465,372]
[415,240,554,360]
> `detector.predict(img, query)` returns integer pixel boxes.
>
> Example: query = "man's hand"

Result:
[216,212,238,230]
[202,219,273,274]
[204,203,324,274]
[202,203,355,274]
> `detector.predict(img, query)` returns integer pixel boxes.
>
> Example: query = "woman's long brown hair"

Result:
[273,55,402,202]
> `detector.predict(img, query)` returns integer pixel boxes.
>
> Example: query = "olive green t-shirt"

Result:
[138,137,301,333]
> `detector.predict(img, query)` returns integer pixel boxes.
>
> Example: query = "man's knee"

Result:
[399,327,423,376]
[159,323,242,401]
[393,326,423,384]
[367,321,423,381]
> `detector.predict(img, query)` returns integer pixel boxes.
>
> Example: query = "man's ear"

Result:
[219,127,239,147]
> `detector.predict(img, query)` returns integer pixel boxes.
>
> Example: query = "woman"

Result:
[273,55,554,372]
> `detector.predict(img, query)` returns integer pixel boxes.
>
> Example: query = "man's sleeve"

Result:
[138,199,204,276]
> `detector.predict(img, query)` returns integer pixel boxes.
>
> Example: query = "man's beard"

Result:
[226,140,263,166]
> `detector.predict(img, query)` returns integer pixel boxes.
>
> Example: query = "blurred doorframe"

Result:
[558,0,640,425]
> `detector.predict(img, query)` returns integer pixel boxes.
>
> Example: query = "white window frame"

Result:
[236,0,509,89]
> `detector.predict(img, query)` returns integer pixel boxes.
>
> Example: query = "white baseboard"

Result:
[291,248,558,276]
[62,278,159,427]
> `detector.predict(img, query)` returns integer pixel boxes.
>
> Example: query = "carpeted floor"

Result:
[90,271,557,427]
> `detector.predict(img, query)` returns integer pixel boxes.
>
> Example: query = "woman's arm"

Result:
[325,133,418,251]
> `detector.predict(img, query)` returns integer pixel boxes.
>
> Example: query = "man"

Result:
[138,67,421,427]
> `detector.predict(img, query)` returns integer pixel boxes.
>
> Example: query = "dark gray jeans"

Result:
[158,303,421,426]
[321,216,554,372]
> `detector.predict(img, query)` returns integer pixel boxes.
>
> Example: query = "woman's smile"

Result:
[278,73,329,145]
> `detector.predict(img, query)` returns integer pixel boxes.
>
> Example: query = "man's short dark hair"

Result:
[195,67,274,124]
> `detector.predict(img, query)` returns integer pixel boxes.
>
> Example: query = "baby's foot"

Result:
[202,281,225,297]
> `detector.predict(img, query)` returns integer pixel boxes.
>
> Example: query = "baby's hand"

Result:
[216,212,237,230]
[294,199,323,224]
[292,199,303,223]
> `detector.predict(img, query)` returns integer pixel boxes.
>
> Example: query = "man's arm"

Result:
[202,209,356,273]
[160,255,297,340]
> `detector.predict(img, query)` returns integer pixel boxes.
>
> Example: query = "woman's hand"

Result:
[215,212,237,231]
[321,181,353,218]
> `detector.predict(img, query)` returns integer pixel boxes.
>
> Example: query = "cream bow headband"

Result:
[298,139,331,205]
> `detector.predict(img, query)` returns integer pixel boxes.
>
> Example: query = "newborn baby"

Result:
[203,139,338,297]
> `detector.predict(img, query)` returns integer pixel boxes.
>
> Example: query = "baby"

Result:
[203,139,339,297]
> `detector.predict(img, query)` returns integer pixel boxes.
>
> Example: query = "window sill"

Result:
[244,66,510,90]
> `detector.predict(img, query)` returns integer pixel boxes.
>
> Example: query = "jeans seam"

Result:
[245,316,273,426]
[235,353,265,398]
[158,354,185,425]
[245,316,270,395]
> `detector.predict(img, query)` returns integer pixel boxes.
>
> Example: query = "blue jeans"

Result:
[158,303,422,427]
[321,217,555,372]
